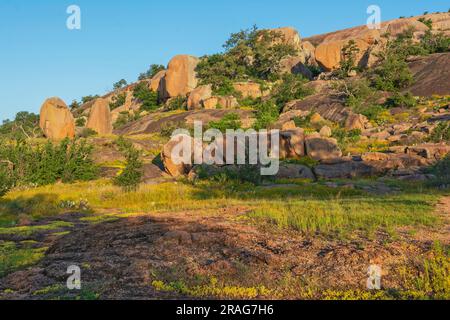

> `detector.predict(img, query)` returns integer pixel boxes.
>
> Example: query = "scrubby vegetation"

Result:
[0,138,98,192]
[0,112,41,140]
[208,113,242,132]
[133,82,160,111]
[113,137,143,191]
[196,26,299,94]
[138,64,165,81]
[109,93,127,110]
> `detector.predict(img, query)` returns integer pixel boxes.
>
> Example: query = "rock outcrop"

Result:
[187,85,212,110]
[160,55,199,99]
[276,164,316,180]
[315,39,370,71]
[279,56,313,79]
[149,70,166,92]
[161,134,194,177]
[233,82,266,99]
[279,129,306,159]
[305,133,342,161]
[86,98,113,135]
[39,97,75,140]
[407,53,450,97]
[203,96,239,110]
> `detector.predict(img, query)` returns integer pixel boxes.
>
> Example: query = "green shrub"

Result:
[196,25,298,87]
[271,74,313,110]
[360,105,393,126]
[332,127,361,151]
[337,40,361,77]
[0,139,98,187]
[109,93,127,110]
[293,113,313,128]
[75,117,86,127]
[385,92,417,109]
[0,164,14,196]
[138,64,165,81]
[196,54,245,94]
[77,128,97,138]
[167,96,187,111]
[133,82,160,111]
[418,17,433,30]
[208,113,242,132]
[81,95,100,104]
[114,137,143,191]
[371,55,414,91]
[0,112,41,140]
[334,79,380,114]
[113,79,128,91]
[429,122,450,143]
[113,111,141,129]
[253,101,279,130]
[69,100,81,110]
[420,30,450,54]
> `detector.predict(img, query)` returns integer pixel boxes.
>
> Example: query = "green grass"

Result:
[0,178,446,238]
[0,241,47,277]
[0,221,73,236]
[248,195,439,238]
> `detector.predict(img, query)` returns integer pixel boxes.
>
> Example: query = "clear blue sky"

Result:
[0,0,448,122]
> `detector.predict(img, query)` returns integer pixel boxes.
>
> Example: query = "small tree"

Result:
[113,79,128,91]
[109,93,127,110]
[338,40,360,77]
[0,162,14,197]
[133,82,159,111]
[271,74,313,110]
[138,64,165,80]
[114,137,143,192]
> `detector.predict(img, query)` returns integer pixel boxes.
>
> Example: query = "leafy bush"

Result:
[360,105,394,126]
[371,55,414,92]
[196,54,244,95]
[75,117,86,127]
[196,25,298,88]
[418,17,433,30]
[0,112,41,140]
[420,30,450,54]
[337,40,361,77]
[385,92,417,109]
[0,139,98,188]
[109,93,127,110]
[113,111,141,129]
[253,101,279,130]
[138,64,165,80]
[332,128,361,151]
[429,122,450,143]
[113,79,128,91]
[77,128,97,138]
[167,96,187,111]
[69,100,81,110]
[271,74,313,110]
[0,164,14,196]
[293,113,313,128]
[208,113,242,132]
[133,82,159,111]
[114,137,143,191]
[81,95,100,104]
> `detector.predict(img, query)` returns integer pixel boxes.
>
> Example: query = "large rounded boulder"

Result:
[39,97,75,140]
[315,39,370,71]
[160,55,199,99]
[86,98,113,135]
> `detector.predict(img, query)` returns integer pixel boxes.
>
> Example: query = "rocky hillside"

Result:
[34,12,450,183]
[1,11,450,301]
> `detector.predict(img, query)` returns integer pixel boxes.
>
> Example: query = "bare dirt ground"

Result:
[0,199,448,300]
